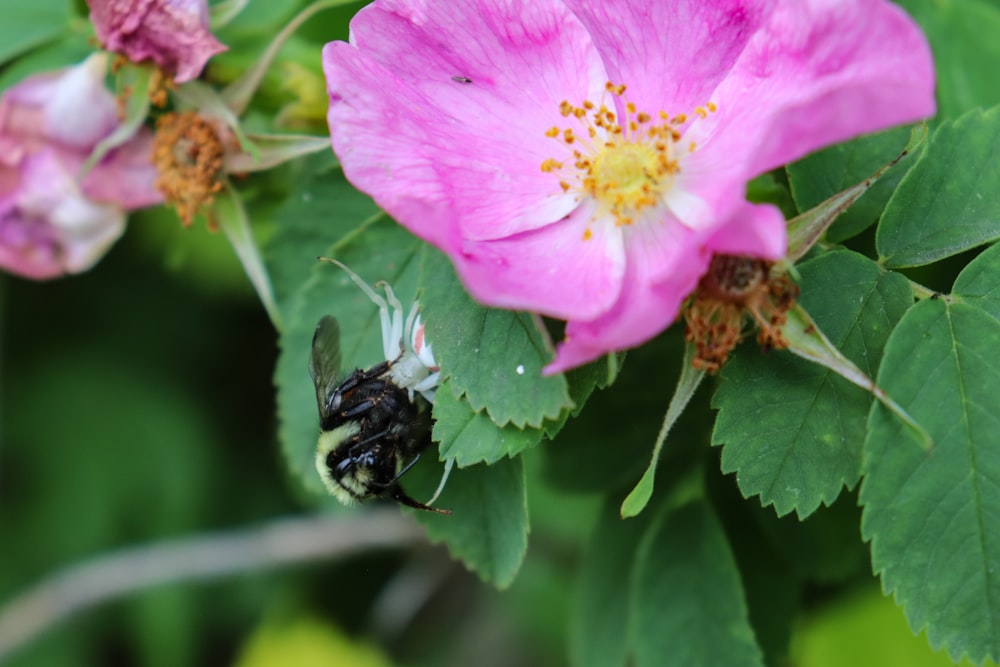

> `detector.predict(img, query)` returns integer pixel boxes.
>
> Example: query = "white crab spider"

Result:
[320,258,453,505]
[321,258,440,402]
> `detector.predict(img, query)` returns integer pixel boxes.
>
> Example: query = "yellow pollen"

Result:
[540,83,718,228]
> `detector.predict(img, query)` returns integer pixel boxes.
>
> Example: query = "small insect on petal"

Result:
[451,75,473,84]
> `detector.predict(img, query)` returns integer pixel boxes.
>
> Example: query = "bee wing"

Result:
[309,315,343,421]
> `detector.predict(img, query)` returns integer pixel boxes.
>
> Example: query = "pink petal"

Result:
[545,218,709,373]
[0,55,119,152]
[82,130,163,210]
[704,200,786,260]
[0,151,124,280]
[324,0,607,243]
[685,0,935,192]
[458,200,626,320]
[563,0,768,118]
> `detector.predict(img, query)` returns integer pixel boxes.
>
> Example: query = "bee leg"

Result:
[389,485,452,515]
[367,452,419,491]
[389,453,421,483]
[338,361,392,393]
[341,397,379,420]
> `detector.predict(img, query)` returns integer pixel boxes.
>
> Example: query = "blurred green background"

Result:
[2,0,999,665]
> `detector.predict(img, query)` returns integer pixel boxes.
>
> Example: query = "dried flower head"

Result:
[152,110,225,225]
[684,255,799,373]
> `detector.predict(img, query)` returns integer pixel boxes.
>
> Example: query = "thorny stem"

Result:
[0,511,424,663]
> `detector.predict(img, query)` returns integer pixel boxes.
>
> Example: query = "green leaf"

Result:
[620,343,706,518]
[632,501,764,667]
[709,477,805,665]
[748,495,868,585]
[713,250,912,517]
[0,0,72,66]
[0,31,92,91]
[541,351,623,440]
[570,499,654,667]
[954,242,1000,321]
[862,299,1000,665]
[221,0,358,116]
[81,59,152,178]
[419,247,572,428]
[411,456,528,588]
[787,125,915,243]
[431,382,545,466]
[271,167,422,495]
[877,107,1000,268]
[223,133,331,173]
[781,302,930,447]
[263,157,353,315]
[216,182,281,329]
[543,333,694,495]
[894,0,1000,121]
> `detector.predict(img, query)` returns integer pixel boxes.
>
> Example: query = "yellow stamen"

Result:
[539,82,718,230]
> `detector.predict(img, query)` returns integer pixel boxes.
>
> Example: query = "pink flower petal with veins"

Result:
[324,0,936,372]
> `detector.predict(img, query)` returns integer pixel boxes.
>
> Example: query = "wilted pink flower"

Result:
[87,0,227,83]
[0,54,161,279]
[323,0,935,372]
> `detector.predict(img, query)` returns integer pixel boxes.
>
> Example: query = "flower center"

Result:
[542,82,716,234]
[152,110,226,226]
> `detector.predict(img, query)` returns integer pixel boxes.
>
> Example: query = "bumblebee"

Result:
[309,261,449,514]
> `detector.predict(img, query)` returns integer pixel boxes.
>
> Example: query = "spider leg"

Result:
[403,302,420,351]
[376,281,405,361]
[426,458,454,506]
[412,372,440,395]
[319,257,396,356]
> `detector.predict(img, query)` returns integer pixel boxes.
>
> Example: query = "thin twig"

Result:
[0,510,424,663]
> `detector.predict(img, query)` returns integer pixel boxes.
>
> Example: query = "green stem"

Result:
[222,0,357,116]
[620,344,706,518]
[215,181,282,330]
[909,279,943,301]
[209,0,249,28]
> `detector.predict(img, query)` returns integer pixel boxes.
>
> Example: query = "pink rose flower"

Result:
[323,0,935,372]
[87,0,227,83]
[0,55,162,279]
